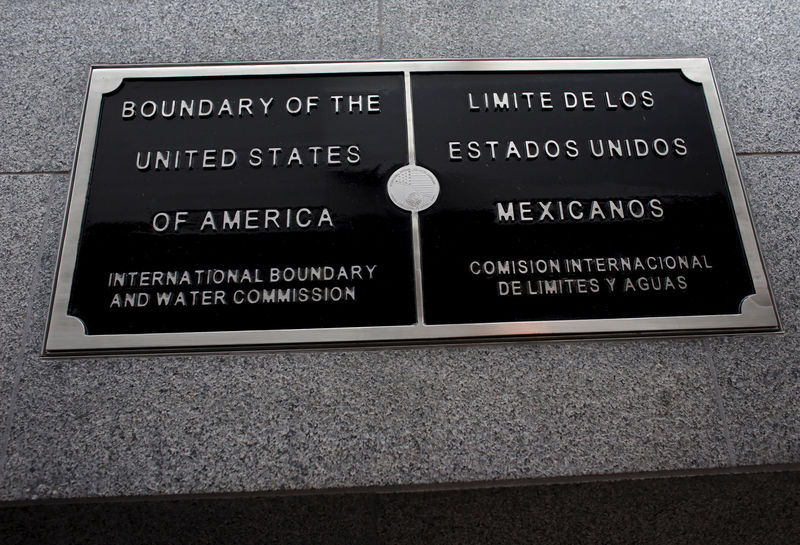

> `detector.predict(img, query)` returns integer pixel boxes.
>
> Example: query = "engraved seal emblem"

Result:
[386,165,440,212]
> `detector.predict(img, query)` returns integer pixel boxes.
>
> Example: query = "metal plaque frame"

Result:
[44,58,779,356]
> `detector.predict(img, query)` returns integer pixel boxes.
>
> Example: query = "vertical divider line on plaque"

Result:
[403,70,425,326]
[384,70,439,327]
[405,71,424,326]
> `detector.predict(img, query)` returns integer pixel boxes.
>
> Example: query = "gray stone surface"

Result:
[0,0,380,172]
[1,189,732,500]
[706,155,800,465]
[0,174,52,469]
[10,176,69,377]
[382,0,800,155]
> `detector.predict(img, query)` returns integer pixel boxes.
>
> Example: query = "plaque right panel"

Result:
[412,70,754,324]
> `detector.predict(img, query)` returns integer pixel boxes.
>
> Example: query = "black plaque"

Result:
[45,60,778,355]
[70,73,414,334]
[413,70,752,323]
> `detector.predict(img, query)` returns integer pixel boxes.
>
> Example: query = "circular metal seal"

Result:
[386,165,440,212]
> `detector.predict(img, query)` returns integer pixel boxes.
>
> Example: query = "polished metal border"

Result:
[44,59,780,355]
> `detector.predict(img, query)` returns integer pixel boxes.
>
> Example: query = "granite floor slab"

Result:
[12,175,68,372]
[2,333,730,499]
[0,0,380,172]
[705,155,800,466]
[0,174,53,479]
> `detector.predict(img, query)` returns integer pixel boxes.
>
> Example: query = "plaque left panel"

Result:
[64,71,414,335]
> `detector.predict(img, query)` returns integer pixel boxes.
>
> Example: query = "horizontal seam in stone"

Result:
[0,171,70,176]
[737,151,800,156]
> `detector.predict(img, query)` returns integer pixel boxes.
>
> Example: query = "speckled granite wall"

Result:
[0,1,797,501]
